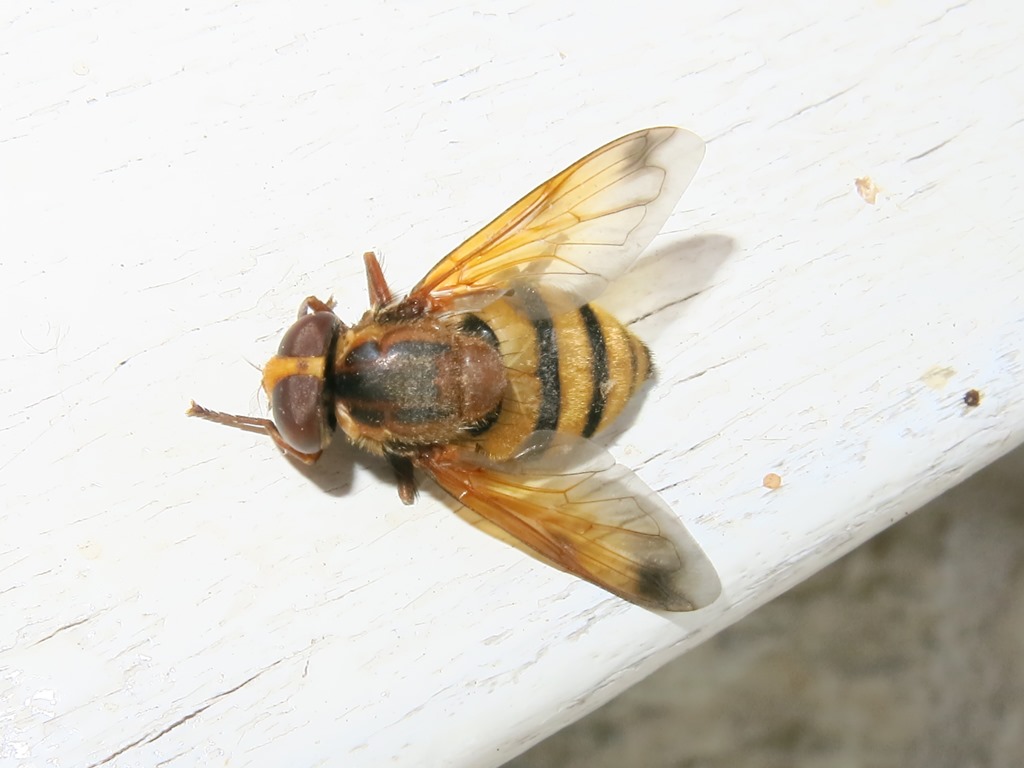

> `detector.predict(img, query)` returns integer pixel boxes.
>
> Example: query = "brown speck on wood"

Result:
[763,472,782,490]
[964,389,981,407]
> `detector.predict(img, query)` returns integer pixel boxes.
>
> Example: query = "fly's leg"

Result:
[387,453,417,505]
[297,296,336,318]
[364,251,394,308]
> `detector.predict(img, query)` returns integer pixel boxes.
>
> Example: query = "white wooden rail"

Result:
[3,2,1023,766]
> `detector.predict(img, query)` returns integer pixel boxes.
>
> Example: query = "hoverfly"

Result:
[189,127,721,611]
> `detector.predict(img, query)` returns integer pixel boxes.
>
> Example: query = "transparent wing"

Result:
[410,127,705,309]
[418,435,721,611]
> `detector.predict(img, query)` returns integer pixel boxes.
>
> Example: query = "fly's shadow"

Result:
[599,233,735,341]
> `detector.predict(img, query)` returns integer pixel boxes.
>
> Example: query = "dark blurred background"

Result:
[508,443,1024,768]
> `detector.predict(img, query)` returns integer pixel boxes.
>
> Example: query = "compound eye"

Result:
[277,311,339,357]
[272,374,327,454]
[267,312,341,454]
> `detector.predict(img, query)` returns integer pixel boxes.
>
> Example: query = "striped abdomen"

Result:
[467,285,652,462]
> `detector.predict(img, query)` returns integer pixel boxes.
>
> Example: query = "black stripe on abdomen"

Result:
[465,401,502,436]
[458,313,500,349]
[518,286,560,433]
[579,304,608,438]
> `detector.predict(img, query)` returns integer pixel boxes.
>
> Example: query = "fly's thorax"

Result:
[330,316,506,450]
[261,310,343,455]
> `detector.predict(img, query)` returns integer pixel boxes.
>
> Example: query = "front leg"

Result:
[297,295,336,318]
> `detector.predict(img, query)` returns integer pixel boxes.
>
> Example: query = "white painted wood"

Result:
[3,1,1022,765]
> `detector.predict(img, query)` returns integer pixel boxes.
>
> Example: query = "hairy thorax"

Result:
[331,318,506,453]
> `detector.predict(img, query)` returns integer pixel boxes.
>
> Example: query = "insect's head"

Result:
[261,310,344,455]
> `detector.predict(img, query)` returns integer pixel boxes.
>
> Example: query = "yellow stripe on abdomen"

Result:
[551,308,594,437]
